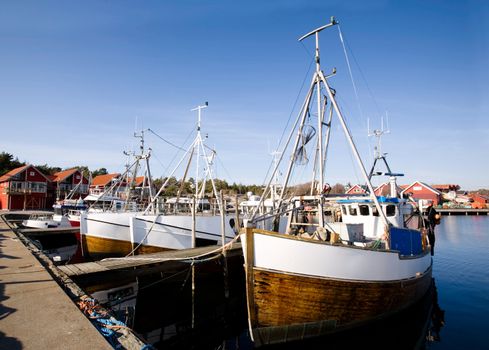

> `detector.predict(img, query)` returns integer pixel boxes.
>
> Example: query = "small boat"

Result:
[241,17,433,346]
[22,212,72,229]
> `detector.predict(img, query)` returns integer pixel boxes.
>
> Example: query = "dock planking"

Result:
[59,243,242,277]
[19,226,79,236]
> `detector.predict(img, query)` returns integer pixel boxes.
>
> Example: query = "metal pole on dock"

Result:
[220,190,229,299]
[191,196,196,329]
[235,194,240,230]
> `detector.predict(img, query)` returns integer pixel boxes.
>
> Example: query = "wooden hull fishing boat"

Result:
[80,103,239,259]
[241,17,435,346]
[242,229,432,345]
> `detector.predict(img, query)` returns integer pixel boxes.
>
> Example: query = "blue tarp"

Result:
[390,227,422,255]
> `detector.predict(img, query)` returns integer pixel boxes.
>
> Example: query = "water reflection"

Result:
[426,279,445,344]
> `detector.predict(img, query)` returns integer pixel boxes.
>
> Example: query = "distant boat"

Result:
[80,105,237,259]
[22,212,71,229]
[241,18,433,346]
[53,198,88,227]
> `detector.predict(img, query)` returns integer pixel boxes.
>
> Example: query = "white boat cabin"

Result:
[285,196,416,245]
[338,197,414,239]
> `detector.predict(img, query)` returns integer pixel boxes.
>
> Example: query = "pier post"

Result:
[191,196,196,329]
[221,191,229,299]
[244,223,256,340]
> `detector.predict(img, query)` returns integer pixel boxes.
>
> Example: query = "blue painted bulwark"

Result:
[390,227,422,255]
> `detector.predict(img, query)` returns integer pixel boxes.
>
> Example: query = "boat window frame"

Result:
[349,205,358,216]
[385,204,396,217]
[359,204,370,216]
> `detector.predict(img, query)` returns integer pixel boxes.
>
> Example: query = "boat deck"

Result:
[59,242,242,278]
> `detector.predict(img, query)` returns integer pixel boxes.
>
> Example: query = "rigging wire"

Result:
[338,25,379,171]
[339,28,383,116]
[338,25,365,124]
[151,125,196,179]
[147,128,187,152]
[261,48,316,186]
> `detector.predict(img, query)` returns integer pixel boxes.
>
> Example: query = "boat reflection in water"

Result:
[98,265,443,349]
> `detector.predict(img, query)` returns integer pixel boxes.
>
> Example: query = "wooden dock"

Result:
[0,213,148,350]
[59,243,242,283]
[0,218,113,349]
[437,208,489,216]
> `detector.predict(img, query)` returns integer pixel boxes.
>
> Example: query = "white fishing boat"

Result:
[241,18,433,346]
[81,104,237,259]
[22,212,72,229]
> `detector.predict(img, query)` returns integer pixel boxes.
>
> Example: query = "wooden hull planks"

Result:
[82,234,170,259]
[82,232,220,259]
[250,266,432,345]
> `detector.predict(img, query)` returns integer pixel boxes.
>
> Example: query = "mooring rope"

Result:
[101,233,241,264]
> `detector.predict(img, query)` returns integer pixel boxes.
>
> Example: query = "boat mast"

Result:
[301,18,390,230]
[191,102,208,200]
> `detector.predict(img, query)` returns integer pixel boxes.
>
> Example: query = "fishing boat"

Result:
[80,104,237,259]
[241,18,433,346]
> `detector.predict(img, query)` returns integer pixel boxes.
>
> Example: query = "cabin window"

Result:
[342,205,347,215]
[372,206,379,216]
[349,206,357,216]
[359,204,370,216]
[385,205,396,217]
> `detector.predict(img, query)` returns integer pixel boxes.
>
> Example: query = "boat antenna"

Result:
[368,114,390,162]
[367,113,403,180]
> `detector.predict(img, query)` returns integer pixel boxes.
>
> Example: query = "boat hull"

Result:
[80,211,237,258]
[242,229,433,345]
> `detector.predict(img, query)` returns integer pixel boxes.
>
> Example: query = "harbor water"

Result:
[107,215,489,349]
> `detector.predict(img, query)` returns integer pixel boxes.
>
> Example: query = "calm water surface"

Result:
[124,215,489,349]
[429,216,489,350]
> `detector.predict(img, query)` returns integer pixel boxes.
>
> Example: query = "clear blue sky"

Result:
[1,1,487,190]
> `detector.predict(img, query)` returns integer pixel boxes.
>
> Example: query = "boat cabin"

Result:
[286,196,416,244]
[338,197,414,238]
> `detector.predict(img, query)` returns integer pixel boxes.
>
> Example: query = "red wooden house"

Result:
[400,181,442,206]
[0,164,51,210]
[432,184,460,193]
[469,193,488,209]
[345,184,367,195]
[373,182,403,197]
[48,168,90,206]
[89,173,124,198]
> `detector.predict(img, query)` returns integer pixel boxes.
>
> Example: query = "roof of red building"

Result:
[431,184,460,190]
[401,181,441,195]
[0,164,30,183]
[91,173,120,186]
[345,184,367,194]
[51,168,79,183]
[0,164,53,183]
[127,176,146,187]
